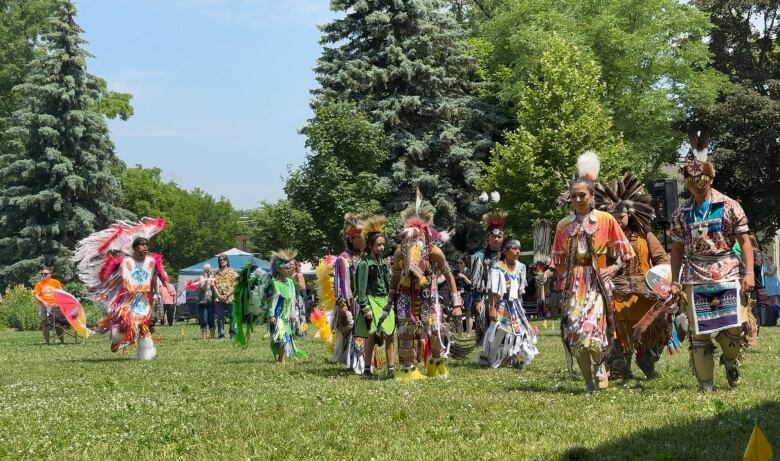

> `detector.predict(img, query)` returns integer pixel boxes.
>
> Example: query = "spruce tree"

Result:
[314,0,493,249]
[0,0,126,289]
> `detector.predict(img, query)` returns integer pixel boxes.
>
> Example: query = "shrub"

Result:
[63,280,87,301]
[0,285,41,331]
[83,301,104,328]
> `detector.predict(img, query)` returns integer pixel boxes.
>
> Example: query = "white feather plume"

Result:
[490,191,500,203]
[438,229,454,243]
[479,191,489,202]
[576,150,601,181]
[693,148,708,161]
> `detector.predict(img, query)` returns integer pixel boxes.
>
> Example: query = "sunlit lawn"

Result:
[1,320,778,460]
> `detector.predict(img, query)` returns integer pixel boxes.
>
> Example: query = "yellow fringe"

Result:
[316,260,336,310]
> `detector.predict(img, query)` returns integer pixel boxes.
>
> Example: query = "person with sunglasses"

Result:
[214,254,238,339]
[549,152,633,393]
[669,128,755,392]
[33,267,64,345]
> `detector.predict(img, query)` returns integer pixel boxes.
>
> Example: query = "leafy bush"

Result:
[63,280,87,301]
[0,285,41,331]
[83,301,104,328]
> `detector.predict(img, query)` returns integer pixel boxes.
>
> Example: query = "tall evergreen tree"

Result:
[0,0,59,130]
[314,0,494,249]
[0,0,127,289]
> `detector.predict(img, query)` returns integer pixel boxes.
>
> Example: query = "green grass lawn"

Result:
[1,321,778,461]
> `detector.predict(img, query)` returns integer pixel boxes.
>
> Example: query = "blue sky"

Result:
[76,0,336,210]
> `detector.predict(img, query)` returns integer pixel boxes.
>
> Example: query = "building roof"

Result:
[178,249,270,276]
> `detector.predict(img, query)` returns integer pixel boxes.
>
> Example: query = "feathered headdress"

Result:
[594,172,656,234]
[482,209,508,235]
[342,213,365,241]
[680,127,715,179]
[576,150,601,182]
[270,249,298,276]
[399,188,437,243]
[560,150,601,203]
[72,217,166,290]
[360,215,386,239]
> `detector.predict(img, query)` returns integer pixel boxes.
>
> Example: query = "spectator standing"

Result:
[214,255,238,339]
[33,267,64,345]
[160,279,177,326]
[151,290,164,330]
[198,264,217,340]
[766,256,780,307]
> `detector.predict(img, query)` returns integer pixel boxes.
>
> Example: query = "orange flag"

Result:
[743,424,772,461]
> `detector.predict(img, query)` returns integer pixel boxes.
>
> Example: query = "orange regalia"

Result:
[72,218,169,360]
[551,210,633,352]
[595,172,670,379]
[550,151,634,392]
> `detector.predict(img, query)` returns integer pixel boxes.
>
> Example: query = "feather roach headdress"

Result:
[559,150,601,204]
[399,188,438,243]
[342,213,366,242]
[594,171,655,234]
[360,215,386,239]
[478,190,505,235]
[270,249,298,276]
[482,209,508,236]
[680,127,715,179]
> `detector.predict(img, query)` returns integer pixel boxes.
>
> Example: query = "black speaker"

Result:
[647,179,678,227]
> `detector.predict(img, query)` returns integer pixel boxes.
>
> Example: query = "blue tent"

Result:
[178,249,270,276]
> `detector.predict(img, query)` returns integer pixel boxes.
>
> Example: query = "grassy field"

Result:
[1,320,778,461]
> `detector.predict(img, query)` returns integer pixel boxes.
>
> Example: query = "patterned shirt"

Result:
[670,188,749,283]
[214,267,238,303]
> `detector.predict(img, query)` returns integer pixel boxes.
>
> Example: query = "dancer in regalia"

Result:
[669,128,755,392]
[381,190,463,380]
[329,213,367,373]
[468,192,504,338]
[72,218,173,360]
[355,215,396,377]
[477,238,539,368]
[550,152,634,392]
[261,249,307,364]
[594,172,671,380]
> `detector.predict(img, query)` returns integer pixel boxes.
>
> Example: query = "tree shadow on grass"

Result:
[560,401,780,461]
